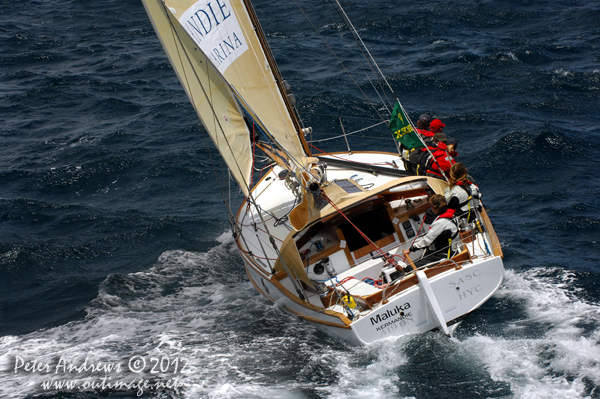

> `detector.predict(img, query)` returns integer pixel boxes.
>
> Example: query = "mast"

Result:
[240,0,311,157]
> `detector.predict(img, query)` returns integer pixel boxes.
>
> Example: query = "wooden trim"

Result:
[424,249,471,278]
[284,306,352,329]
[269,276,352,325]
[357,249,471,307]
[459,229,475,244]
[242,252,351,325]
[272,270,287,281]
[337,229,355,267]
[352,234,396,260]
[302,243,341,267]
[255,142,289,168]
[366,275,420,306]
[479,209,503,258]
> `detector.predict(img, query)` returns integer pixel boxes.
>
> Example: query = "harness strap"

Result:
[447,217,460,258]
[458,183,475,221]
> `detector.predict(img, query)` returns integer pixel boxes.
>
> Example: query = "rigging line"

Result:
[308,142,399,167]
[232,2,307,160]
[308,112,383,121]
[321,0,394,111]
[251,121,256,186]
[230,85,306,172]
[238,248,277,261]
[240,0,311,156]
[365,71,392,115]
[322,193,399,268]
[329,0,397,106]
[291,0,389,124]
[323,0,394,112]
[309,133,395,143]
[161,3,254,197]
[306,121,386,143]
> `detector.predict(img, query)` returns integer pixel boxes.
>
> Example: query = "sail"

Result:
[142,0,253,195]
[160,0,309,165]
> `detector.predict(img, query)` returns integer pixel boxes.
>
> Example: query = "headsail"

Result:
[143,0,309,181]
[142,0,253,195]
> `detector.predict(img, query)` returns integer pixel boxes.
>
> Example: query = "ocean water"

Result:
[1,0,599,398]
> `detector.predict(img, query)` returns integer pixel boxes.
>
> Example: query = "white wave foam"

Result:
[0,238,274,398]
[462,268,600,398]
[2,246,599,399]
[554,69,574,77]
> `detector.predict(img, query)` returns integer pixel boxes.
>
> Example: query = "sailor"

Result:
[444,163,480,222]
[429,118,445,134]
[416,113,434,138]
[428,119,458,159]
[446,137,458,157]
[408,194,459,268]
[415,133,456,178]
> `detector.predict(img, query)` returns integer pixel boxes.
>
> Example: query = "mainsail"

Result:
[142,0,309,195]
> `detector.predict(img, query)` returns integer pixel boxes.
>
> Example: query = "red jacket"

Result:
[422,142,456,177]
[416,128,434,138]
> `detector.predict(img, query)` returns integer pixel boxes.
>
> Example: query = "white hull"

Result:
[236,152,505,345]
[349,256,504,344]
[241,248,503,344]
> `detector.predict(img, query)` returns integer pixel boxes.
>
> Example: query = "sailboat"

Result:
[140,0,504,344]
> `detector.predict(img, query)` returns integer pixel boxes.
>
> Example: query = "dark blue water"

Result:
[1,0,599,398]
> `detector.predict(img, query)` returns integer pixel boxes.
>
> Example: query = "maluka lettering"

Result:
[370,302,411,325]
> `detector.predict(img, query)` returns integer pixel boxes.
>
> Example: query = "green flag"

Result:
[389,101,422,149]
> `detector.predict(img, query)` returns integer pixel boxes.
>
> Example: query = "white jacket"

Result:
[413,213,458,252]
[444,183,480,213]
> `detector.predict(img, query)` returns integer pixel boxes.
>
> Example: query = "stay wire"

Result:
[291,0,389,124]
[328,0,397,105]
[306,120,386,143]
[322,194,399,268]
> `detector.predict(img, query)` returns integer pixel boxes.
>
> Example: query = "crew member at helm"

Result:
[407,194,458,268]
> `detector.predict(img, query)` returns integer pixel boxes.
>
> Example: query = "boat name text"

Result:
[376,312,414,334]
[370,302,411,326]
